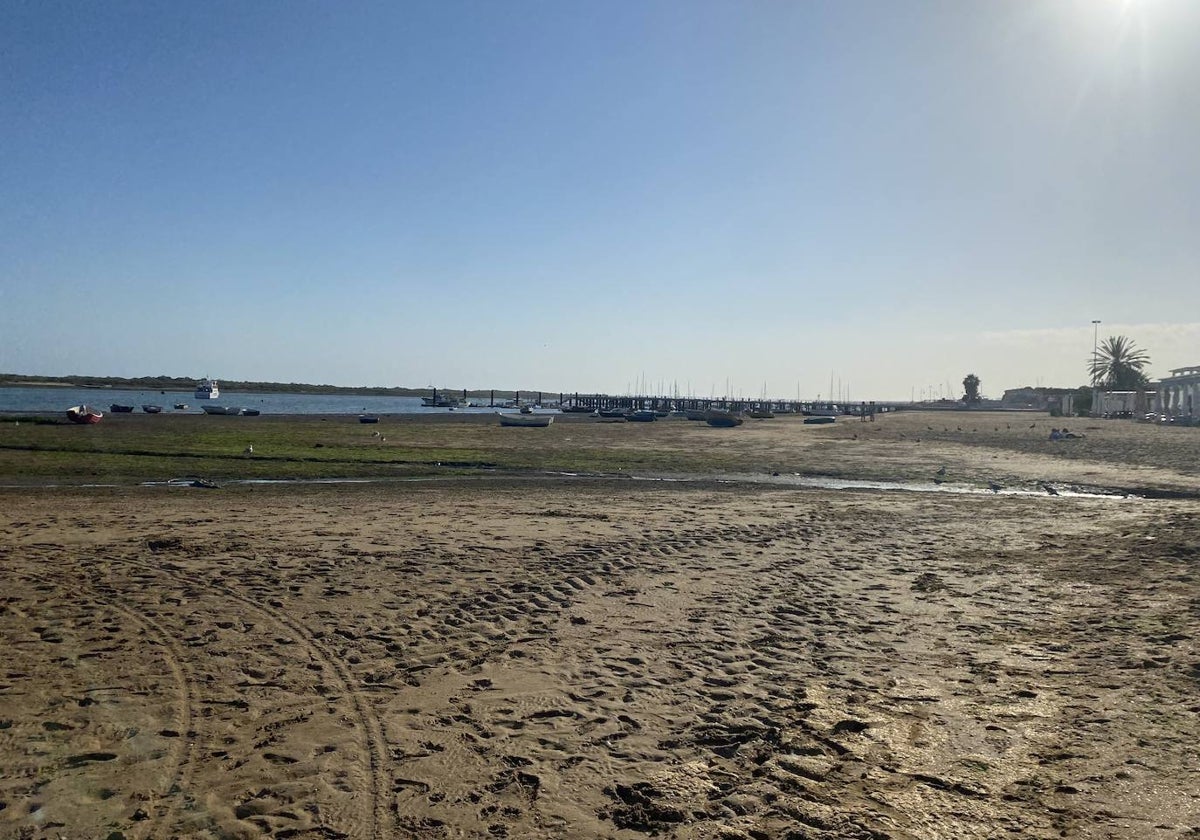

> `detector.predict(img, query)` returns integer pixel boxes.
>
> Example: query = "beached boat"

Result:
[626,410,657,422]
[174,403,188,410]
[498,413,554,427]
[194,378,220,400]
[240,408,261,416]
[597,408,628,418]
[201,405,241,415]
[141,405,163,414]
[747,408,775,419]
[66,405,103,424]
[110,404,134,413]
[704,409,744,428]
[803,416,836,425]
[359,415,379,424]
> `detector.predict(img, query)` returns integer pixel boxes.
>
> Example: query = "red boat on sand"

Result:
[66,405,103,424]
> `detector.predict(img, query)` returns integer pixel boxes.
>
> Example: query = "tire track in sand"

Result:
[18,565,198,840]
[118,555,391,840]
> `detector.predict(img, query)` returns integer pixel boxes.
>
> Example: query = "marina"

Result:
[0,385,895,418]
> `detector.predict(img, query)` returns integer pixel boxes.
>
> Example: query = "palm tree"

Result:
[1089,335,1151,390]
[962,373,981,404]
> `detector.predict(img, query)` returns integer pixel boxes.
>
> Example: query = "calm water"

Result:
[0,386,545,416]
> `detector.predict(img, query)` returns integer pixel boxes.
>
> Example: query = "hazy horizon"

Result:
[5,1,1199,401]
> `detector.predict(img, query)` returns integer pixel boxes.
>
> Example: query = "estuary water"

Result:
[0,386,533,416]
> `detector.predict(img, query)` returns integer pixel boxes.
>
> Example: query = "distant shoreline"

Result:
[0,378,535,399]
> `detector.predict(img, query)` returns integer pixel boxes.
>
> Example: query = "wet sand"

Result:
[2,416,1200,838]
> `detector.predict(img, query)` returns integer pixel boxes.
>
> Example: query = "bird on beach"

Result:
[933,477,945,485]
[243,445,253,455]
[988,481,1003,493]
[936,466,946,476]
[1042,483,1059,496]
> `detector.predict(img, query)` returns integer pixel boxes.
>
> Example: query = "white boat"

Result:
[195,378,220,400]
[498,412,554,427]
[805,403,841,417]
[201,405,242,415]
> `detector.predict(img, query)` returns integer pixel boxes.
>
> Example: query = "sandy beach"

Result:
[2,412,1199,839]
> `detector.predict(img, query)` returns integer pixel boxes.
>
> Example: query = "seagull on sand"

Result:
[933,477,945,485]
[988,481,1003,493]
[936,466,946,476]
[1042,483,1059,496]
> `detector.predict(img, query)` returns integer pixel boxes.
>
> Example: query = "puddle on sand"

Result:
[718,473,1129,499]
[534,471,1137,499]
[2,473,1149,500]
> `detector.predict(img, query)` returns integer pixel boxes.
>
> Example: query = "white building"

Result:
[1158,366,1200,417]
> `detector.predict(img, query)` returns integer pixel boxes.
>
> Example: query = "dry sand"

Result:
[2,416,1200,839]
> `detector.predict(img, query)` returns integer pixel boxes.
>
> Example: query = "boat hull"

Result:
[704,409,744,428]
[66,405,103,424]
[498,414,554,427]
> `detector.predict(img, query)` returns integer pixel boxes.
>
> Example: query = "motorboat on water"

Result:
[195,379,220,400]
[66,405,103,424]
[421,390,462,408]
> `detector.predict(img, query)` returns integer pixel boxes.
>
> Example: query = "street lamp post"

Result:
[1091,320,1101,417]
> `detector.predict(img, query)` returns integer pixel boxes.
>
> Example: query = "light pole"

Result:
[1091,319,1101,416]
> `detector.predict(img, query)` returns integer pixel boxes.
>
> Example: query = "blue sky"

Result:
[3,0,1198,400]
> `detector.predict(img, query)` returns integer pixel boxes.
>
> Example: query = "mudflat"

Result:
[1,412,1198,839]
